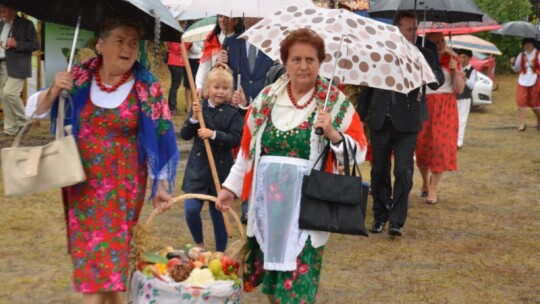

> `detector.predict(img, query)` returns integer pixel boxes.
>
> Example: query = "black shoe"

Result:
[240,211,247,224]
[369,221,385,233]
[389,224,402,237]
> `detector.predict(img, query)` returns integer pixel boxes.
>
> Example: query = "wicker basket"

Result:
[129,193,247,304]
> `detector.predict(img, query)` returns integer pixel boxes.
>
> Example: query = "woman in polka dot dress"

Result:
[415,32,464,205]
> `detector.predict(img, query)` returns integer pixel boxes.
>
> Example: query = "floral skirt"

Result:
[244,236,324,304]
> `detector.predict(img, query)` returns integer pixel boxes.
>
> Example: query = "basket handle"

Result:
[143,193,246,242]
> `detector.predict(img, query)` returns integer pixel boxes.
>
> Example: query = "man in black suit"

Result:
[358,11,444,236]
[0,5,39,136]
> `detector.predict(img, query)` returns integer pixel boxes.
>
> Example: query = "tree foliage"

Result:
[473,0,533,73]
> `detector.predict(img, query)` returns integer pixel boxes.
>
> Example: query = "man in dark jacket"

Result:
[358,11,444,237]
[0,5,39,136]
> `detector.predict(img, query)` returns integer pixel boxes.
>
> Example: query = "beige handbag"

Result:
[1,95,86,197]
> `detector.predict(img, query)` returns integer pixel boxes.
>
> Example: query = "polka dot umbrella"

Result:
[240,5,437,94]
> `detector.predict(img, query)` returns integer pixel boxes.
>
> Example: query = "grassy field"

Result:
[0,72,539,303]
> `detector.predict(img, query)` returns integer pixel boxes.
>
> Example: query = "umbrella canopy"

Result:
[418,15,501,35]
[492,21,540,39]
[181,16,217,42]
[241,5,437,94]
[1,0,182,41]
[369,0,484,23]
[447,35,501,55]
[162,0,216,20]
[184,0,316,18]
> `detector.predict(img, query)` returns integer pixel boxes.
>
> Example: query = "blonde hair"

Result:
[203,63,234,98]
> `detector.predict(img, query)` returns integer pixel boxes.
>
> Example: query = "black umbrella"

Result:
[492,21,540,39]
[0,0,182,42]
[369,0,484,23]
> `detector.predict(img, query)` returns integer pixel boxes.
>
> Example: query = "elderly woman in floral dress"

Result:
[27,15,178,304]
[216,29,367,304]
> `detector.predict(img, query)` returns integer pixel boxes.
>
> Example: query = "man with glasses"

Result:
[357,11,444,237]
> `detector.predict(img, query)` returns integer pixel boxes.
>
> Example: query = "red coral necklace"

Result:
[94,63,132,93]
[287,83,316,110]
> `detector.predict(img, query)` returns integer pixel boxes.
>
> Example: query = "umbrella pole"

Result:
[66,14,81,73]
[180,42,233,238]
[60,13,81,100]
[315,35,345,136]
[422,10,427,47]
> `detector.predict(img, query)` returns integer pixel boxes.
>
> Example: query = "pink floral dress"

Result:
[64,89,147,293]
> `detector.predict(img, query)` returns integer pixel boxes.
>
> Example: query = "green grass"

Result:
[1,73,539,303]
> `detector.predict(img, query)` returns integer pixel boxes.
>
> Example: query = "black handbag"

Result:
[299,136,368,236]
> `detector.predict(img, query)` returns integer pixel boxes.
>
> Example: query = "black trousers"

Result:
[370,118,418,227]
[167,65,184,111]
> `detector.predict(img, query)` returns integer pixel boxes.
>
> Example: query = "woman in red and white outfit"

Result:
[416,32,464,205]
[510,38,540,131]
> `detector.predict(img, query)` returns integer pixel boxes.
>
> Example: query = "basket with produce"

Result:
[129,194,247,304]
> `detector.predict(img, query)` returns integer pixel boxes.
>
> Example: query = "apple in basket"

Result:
[167,258,182,270]
[208,259,223,276]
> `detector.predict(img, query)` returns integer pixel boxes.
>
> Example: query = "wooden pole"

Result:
[179,41,233,237]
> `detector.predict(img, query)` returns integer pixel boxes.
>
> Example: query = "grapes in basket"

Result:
[138,245,242,287]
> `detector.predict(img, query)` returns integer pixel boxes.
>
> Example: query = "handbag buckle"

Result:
[21,146,44,178]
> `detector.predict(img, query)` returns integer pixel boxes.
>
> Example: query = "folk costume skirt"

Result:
[416,93,458,173]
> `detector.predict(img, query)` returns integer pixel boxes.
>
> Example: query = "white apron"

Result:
[252,156,310,271]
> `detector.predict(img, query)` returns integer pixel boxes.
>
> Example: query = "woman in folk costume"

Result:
[27,15,178,304]
[195,15,243,97]
[416,32,464,205]
[216,29,367,303]
[510,38,540,131]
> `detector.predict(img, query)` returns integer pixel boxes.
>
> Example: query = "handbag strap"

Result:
[348,139,361,178]
[11,93,68,148]
[311,133,362,179]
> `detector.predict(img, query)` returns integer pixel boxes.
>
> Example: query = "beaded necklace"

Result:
[287,83,317,110]
[94,62,132,93]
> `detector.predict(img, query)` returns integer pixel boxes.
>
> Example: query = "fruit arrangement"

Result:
[138,244,242,287]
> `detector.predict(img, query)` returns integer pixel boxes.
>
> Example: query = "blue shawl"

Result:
[50,57,179,200]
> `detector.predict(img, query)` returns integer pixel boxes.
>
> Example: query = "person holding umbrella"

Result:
[358,11,444,236]
[216,28,367,303]
[510,38,540,131]
[416,32,465,205]
[27,15,178,304]
[195,15,243,97]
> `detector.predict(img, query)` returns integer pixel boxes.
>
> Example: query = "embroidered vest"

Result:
[457,67,475,100]
[521,49,540,74]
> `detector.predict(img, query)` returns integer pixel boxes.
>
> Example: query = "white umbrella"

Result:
[241,5,437,94]
[446,35,501,55]
[184,0,315,18]
[161,0,217,20]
